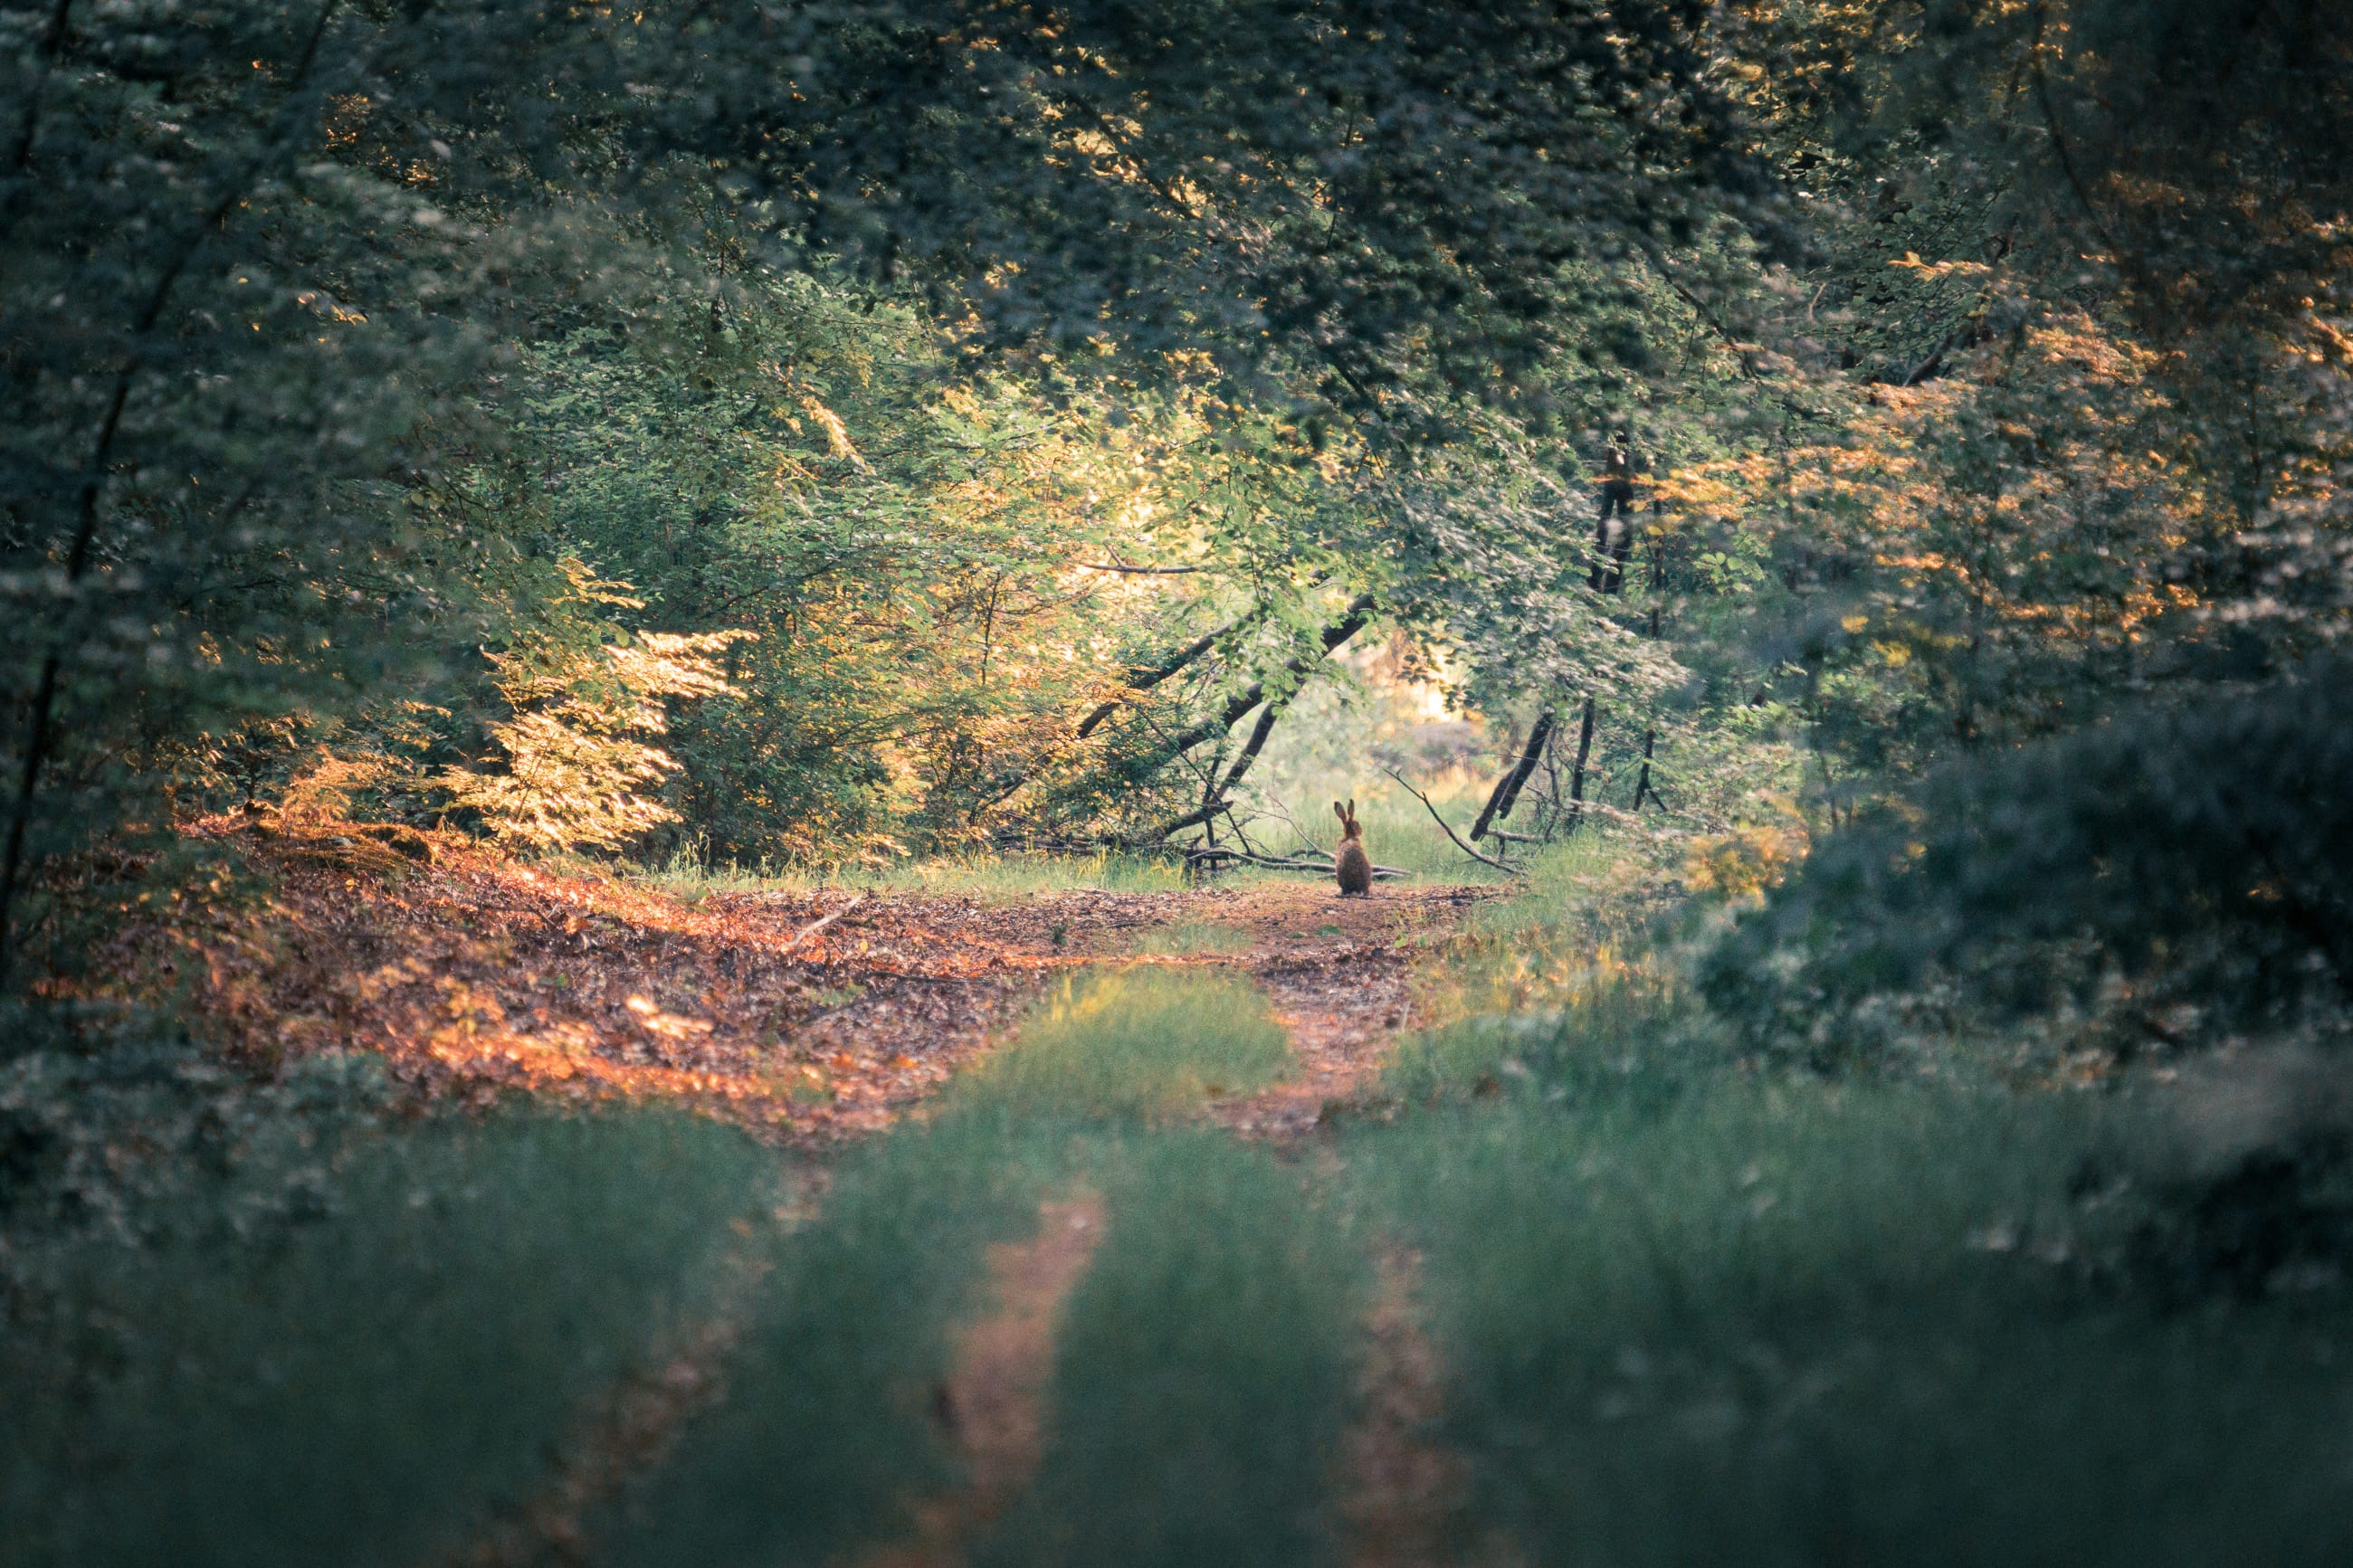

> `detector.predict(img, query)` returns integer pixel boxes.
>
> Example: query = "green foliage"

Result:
[434,562,748,852]
[6,0,1798,977]
[1705,664,2353,1068]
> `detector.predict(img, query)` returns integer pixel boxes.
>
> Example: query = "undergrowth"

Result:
[976,1133,1365,1568]
[1,1107,768,1568]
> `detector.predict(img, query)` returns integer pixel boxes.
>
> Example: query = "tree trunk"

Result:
[1632,727,1659,813]
[1565,697,1597,834]
[1471,708,1556,841]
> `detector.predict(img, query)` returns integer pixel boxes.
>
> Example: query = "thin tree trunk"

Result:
[1154,698,1284,840]
[1471,708,1555,841]
[1631,727,1659,812]
[1565,698,1597,834]
[1,0,348,984]
[1588,442,1636,594]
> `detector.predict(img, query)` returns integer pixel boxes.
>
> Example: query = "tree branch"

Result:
[1157,593,1377,757]
[1383,768,1520,875]
[1075,606,1262,737]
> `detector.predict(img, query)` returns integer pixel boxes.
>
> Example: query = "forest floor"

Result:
[167,818,1497,1142]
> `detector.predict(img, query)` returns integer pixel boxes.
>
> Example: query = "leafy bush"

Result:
[1703,662,2353,1069]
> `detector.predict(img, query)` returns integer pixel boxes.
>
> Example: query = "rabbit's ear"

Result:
[1346,799,1358,826]
[1333,801,1347,823]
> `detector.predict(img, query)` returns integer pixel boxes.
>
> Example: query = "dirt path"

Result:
[175,824,1491,1142]
[856,1193,1107,1568]
[181,830,1494,1568]
[1338,1248,1500,1568]
[1170,883,1497,1136]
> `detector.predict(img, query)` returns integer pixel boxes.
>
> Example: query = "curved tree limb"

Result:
[1157,593,1377,758]
[1075,605,1263,737]
[1383,768,1520,876]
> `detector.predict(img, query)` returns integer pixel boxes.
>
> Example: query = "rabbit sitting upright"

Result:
[1334,799,1372,897]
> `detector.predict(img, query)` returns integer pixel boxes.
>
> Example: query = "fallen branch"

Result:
[780,892,867,951]
[1382,769,1520,875]
[1184,846,1410,879]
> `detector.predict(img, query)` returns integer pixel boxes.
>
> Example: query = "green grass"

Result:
[1129,917,1254,955]
[626,777,1533,904]
[1255,772,1518,883]
[1343,1030,2353,1567]
[595,1112,1068,1568]
[954,965,1295,1121]
[26,841,2353,1568]
[976,1133,1367,1568]
[601,965,1314,1564]
[0,1107,768,1568]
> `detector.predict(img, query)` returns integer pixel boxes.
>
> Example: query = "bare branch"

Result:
[1382,768,1521,875]
[780,892,867,951]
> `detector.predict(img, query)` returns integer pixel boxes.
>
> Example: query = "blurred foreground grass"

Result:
[1,1109,770,1568]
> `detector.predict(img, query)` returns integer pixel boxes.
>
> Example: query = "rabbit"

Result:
[1333,799,1373,897]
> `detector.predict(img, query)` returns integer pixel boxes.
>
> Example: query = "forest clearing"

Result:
[7,2,2353,1563]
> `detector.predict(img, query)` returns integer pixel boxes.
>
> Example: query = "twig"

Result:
[1381,769,1521,876]
[780,892,867,952]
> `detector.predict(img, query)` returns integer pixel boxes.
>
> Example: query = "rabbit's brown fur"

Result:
[1334,800,1372,897]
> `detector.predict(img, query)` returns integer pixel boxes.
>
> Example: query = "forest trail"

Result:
[162,827,1500,1568]
[853,1193,1107,1568]
[175,823,1495,1141]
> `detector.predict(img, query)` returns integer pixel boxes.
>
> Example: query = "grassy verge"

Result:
[598,962,1321,1563]
[595,1112,1067,1568]
[1,1107,768,1568]
[627,772,1528,901]
[1345,945,2353,1566]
